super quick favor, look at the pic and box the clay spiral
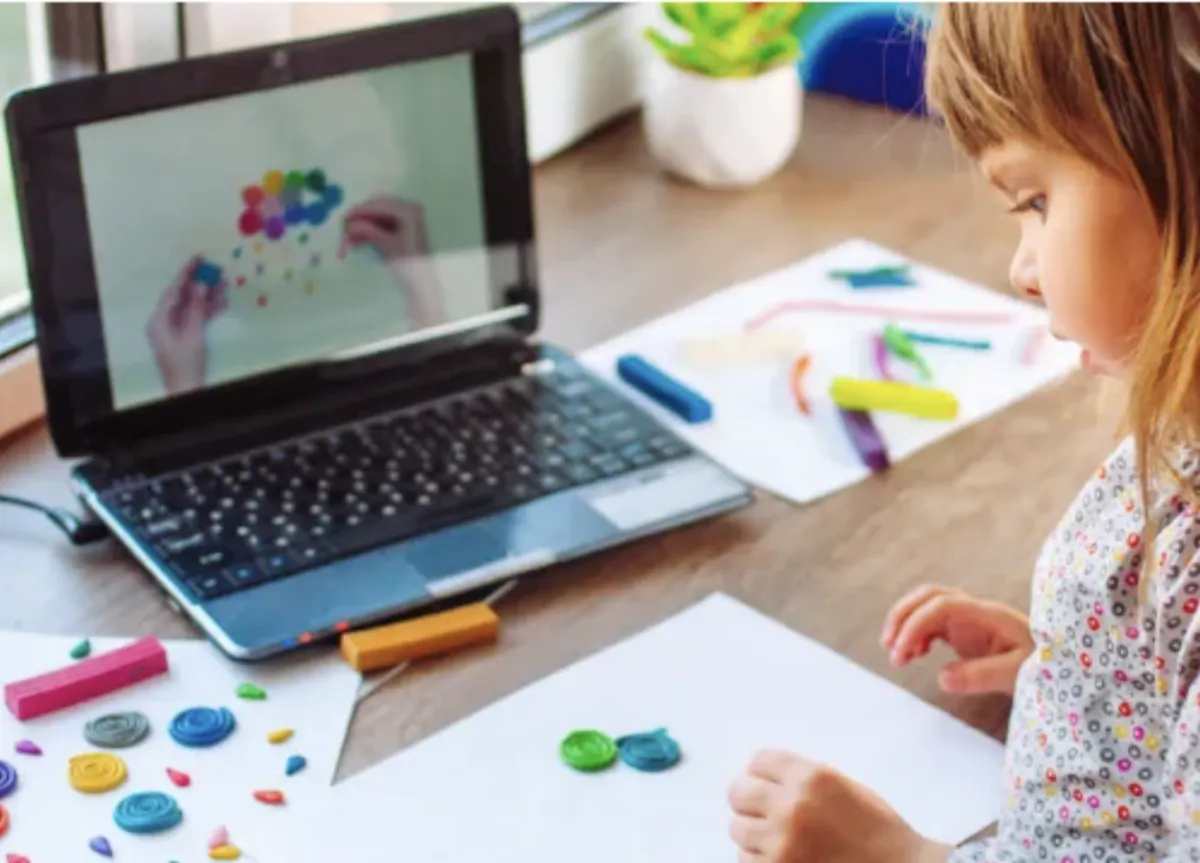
[0,761,17,799]
[559,730,618,772]
[169,706,236,747]
[84,711,151,748]
[68,752,128,794]
[615,728,682,772]
[113,791,183,834]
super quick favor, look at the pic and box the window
[175,2,653,162]
[0,4,104,331]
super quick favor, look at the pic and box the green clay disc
[560,730,617,772]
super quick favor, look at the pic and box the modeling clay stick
[616,354,713,423]
[744,300,1014,332]
[901,330,992,351]
[871,334,893,381]
[828,265,915,288]
[839,409,890,472]
[829,377,959,421]
[1021,325,1048,365]
[340,602,500,672]
[883,323,933,380]
[791,354,812,415]
[4,637,168,721]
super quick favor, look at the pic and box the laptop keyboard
[100,364,692,602]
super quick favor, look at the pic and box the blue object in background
[794,3,931,115]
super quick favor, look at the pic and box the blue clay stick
[616,354,713,424]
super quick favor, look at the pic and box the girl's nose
[1009,250,1041,299]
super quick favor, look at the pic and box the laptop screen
[73,52,496,413]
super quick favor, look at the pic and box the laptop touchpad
[406,525,507,580]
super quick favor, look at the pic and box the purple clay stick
[871,333,894,381]
[839,408,890,473]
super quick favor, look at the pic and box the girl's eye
[1009,194,1047,216]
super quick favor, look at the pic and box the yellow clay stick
[829,376,959,420]
[340,602,500,672]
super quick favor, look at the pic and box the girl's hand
[881,584,1034,696]
[728,749,950,863]
[145,256,227,396]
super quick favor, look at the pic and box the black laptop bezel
[6,5,537,459]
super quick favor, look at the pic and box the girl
[727,4,1200,862]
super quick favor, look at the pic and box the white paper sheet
[266,593,1007,862]
[0,633,361,862]
[581,238,1081,504]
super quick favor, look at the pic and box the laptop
[6,6,752,661]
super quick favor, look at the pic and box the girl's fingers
[729,815,771,854]
[881,584,955,648]
[890,594,975,664]
[728,774,775,817]
[746,748,797,784]
[938,650,1025,694]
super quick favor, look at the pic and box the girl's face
[979,141,1160,377]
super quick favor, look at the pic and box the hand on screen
[342,195,446,331]
[145,256,227,396]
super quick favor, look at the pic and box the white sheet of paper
[0,633,361,862]
[264,593,1007,862]
[581,238,1081,504]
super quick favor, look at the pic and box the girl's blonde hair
[924,4,1200,518]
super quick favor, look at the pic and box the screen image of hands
[341,195,447,331]
[145,255,229,397]
[146,195,448,396]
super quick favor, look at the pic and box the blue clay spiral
[615,728,682,772]
[113,791,182,834]
[0,761,17,799]
[168,706,236,747]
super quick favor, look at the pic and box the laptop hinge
[91,336,541,477]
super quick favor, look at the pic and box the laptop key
[593,455,630,477]
[225,561,264,587]
[174,542,244,573]
[258,551,296,578]
[184,570,236,601]
[564,463,599,485]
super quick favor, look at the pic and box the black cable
[0,492,111,546]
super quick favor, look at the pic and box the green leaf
[680,41,736,76]
[663,2,705,34]
[644,27,688,65]
[653,0,805,77]
[698,2,749,38]
[709,10,764,62]
[752,34,800,72]
[662,2,686,28]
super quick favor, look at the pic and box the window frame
[0,2,105,361]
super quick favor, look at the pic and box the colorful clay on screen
[238,168,344,241]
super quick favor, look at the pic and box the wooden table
[0,96,1115,782]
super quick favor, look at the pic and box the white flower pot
[643,57,802,189]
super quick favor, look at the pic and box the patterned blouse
[951,437,1200,862]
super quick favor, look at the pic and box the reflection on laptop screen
[75,52,493,411]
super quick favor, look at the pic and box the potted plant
[642,2,806,188]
